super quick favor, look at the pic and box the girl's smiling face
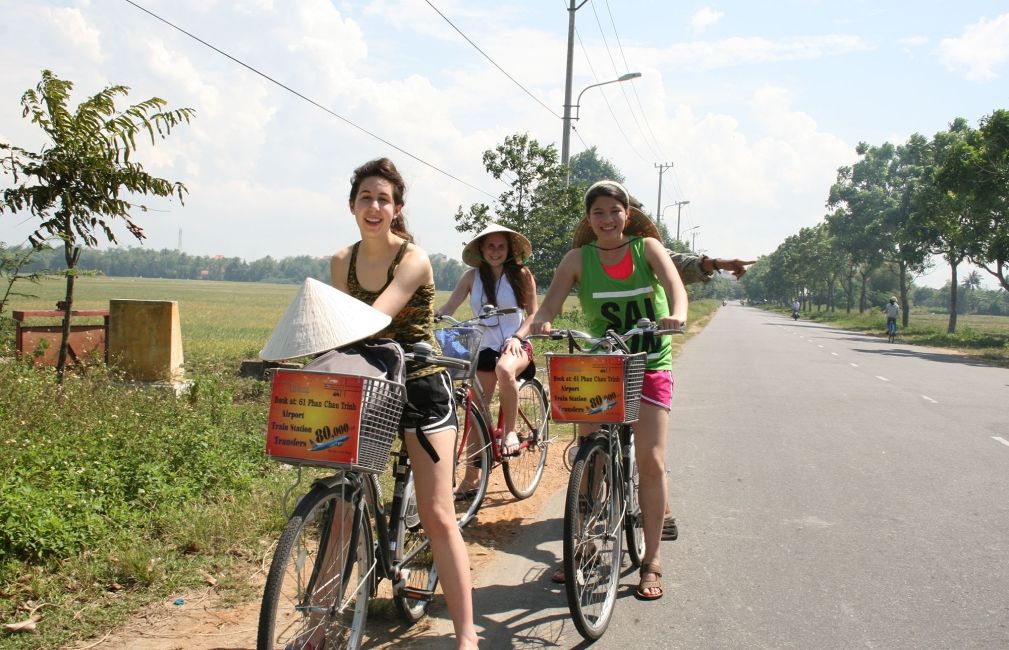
[350,176,400,235]
[588,195,628,244]
[479,233,511,267]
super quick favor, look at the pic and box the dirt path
[70,445,574,650]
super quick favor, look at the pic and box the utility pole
[560,0,588,169]
[654,162,673,222]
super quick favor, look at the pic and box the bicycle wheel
[393,472,440,623]
[503,377,549,500]
[623,429,645,569]
[563,436,622,641]
[453,395,492,526]
[258,482,372,650]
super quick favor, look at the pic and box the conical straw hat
[260,278,391,361]
[462,222,533,267]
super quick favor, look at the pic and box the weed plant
[0,354,290,648]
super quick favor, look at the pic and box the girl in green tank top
[512,180,687,601]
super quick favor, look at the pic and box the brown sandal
[635,562,663,600]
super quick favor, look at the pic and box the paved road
[410,306,1009,649]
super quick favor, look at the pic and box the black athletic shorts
[476,341,536,381]
[400,370,457,435]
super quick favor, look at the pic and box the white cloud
[656,34,871,70]
[691,7,725,34]
[899,35,928,53]
[44,6,103,62]
[938,13,1009,81]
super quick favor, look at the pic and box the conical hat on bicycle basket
[461,222,533,267]
[260,278,391,361]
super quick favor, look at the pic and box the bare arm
[435,268,475,318]
[515,249,581,338]
[371,245,433,318]
[645,238,688,327]
[330,248,351,292]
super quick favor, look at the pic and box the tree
[0,70,192,378]
[911,119,976,332]
[454,133,582,286]
[568,146,625,189]
[937,109,1009,292]
[0,241,55,320]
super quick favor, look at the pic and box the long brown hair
[476,234,529,309]
[349,157,414,242]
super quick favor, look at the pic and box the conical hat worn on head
[260,278,391,361]
[461,222,533,267]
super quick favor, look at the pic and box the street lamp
[561,72,641,167]
[681,225,700,251]
[662,201,691,241]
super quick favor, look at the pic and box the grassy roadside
[0,275,718,649]
[765,305,1009,367]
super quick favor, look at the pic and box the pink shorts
[640,369,674,410]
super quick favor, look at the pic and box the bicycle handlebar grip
[408,341,470,371]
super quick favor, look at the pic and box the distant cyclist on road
[884,296,900,340]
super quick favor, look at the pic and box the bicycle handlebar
[434,304,520,328]
[527,319,684,353]
[405,341,471,372]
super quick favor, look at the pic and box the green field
[771,305,1009,365]
[6,276,300,363]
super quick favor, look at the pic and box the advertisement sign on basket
[548,355,629,423]
[266,371,364,466]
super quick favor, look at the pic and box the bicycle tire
[563,436,622,641]
[393,472,440,623]
[257,482,372,650]
[503,377,550,500]
[623,429,645,569]
[453,395,492,527]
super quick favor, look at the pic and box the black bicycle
[256,340,468,649]
[536,320,680,641]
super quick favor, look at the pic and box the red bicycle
[436,307,552,526]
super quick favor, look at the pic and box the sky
[1,1,1007,289]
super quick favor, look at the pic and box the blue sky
[1,1,1007,288]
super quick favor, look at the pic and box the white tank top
[470,271,525,351]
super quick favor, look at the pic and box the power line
[587,0,661,160]
[604,0,667,160]
[424,1,560,120]
[573,26,649,164]
[122,0,497,200]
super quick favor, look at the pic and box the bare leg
[405,429,480,649]
[495,352,530,453]
[635,402,669,598]
[458,369,497,491]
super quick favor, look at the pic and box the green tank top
[578,238,672,371]
[346,241,440,379]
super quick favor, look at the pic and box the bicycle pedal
[398,587,435,601]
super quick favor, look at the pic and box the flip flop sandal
[501,432,523,458]
[635,562,664,601]
[662,516,678,541]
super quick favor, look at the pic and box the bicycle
[256,339,469,650]
[536,320,680,641]
[886,318,897,343]
[435,306,551,526]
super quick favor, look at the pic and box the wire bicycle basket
[546,352,647,424]
[265,369,406,474]
[434,326,484,380]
